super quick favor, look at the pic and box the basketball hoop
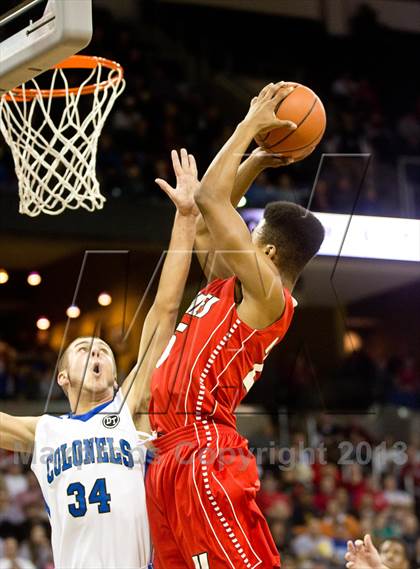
[0,55,126,216]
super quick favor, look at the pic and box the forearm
[196,121,256,205]
[231,154,265,205]
[0,413,37,452]
[194,123,260,280]
[196,154,262,230]
[125,212,195,416]
[154,211,196,313]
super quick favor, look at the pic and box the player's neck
[68,390,114,415]
[281,274,295,292]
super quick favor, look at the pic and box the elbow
[195,183,229,214]
[194,182,217,210]
[152,302,179,322]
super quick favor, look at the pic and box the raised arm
[195,151,269,281]
[194,83,296,329]
[194,99,315,282]
[121,150,199,426]
[0,414,39,453]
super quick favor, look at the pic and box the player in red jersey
[146,83,325,568]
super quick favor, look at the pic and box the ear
[263,243,277,261]
[113,380,118,390]
[57,371,69,390]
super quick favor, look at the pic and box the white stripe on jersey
[193,553,210,569]
[183,303,236,426]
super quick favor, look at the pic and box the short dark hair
[379,538,410,561]
[260,201,325,281]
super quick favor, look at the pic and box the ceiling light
[98,292,112,307]
[27,272,42,286]
[66,305,81,319]
[0,269,9,284]
[36,317,50,331]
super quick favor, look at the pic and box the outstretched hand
[244,82,297,136]
[155,149,200,217]
[345,535,384,569]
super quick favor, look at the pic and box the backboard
[0,0,93,94]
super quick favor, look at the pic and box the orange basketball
[256,83,326,158]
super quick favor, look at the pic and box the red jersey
[150,276,294,434]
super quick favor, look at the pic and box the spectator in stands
[247,172,284,207]
[314,474,337,514]
[379,539,410,569]
[320,498,361,541]
[0,343,16,400]
[292,517,334,563]
[19,525,53,569]
[353,474,387,513]
[3,466,27,501]
[14,473,45,523]
[268,518,290,555]
[0,537,35,569]
[257,471,291,520]
[311,179,332,213]
[0,474,26,534]
[382,474,413,509]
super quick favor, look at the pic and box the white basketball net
[0,61,126,216]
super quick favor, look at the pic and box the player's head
[57,337,117,400]
[251,201,325,286]
[379,539,410,569]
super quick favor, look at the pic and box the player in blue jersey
[0,149,200,569]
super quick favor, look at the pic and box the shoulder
[237,285,295,332]
[34,413,63,435]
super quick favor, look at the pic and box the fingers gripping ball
[256,83,326,159]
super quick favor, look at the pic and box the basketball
[256,83,326,158]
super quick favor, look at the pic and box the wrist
[237,119,259,139]
[176,209,199,220]
[247,154,266,173]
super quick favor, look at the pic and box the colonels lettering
[44,437,134,483]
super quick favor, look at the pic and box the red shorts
[146,421,280,569]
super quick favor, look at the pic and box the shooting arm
[194,154,266,281]
[195,120,286,328]
[194,85,296,327]
[0,413,39,453]
[194,83,298,282]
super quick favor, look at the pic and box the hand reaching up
[155,149,200,217]
[345,535,384,569]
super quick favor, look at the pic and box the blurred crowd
[0,342,59,403]
[247,74,420,218]
[2,337,419,410]
[0,416,419,569]
[0,6,420,217]
[254,419,420,569]
[0,456,53,569]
